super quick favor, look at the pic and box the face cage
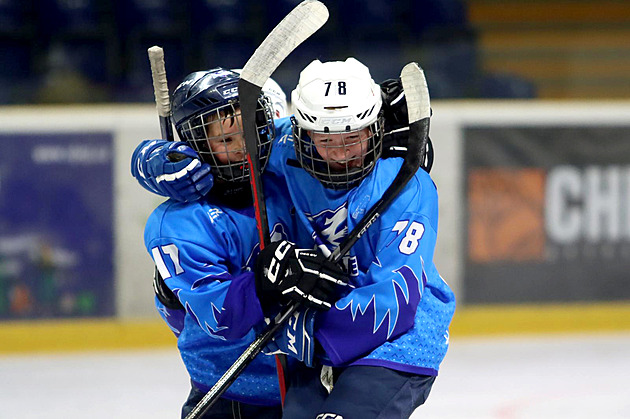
[176,96,275,183]
[291,116,384,190]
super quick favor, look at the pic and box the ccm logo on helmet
[221,87,238,97]
[319,116,354,125]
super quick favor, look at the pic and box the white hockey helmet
[232,69,288,119]
[262,77,288,119]
[290,58,384,189]
[291,57,382,132]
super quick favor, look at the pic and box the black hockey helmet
[171,68,275,183]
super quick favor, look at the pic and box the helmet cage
[291,114,384,190]
[177,95,275,183]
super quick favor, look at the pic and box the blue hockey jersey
[144,171,295,405]
[267,117,456,376]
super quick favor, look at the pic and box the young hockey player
[133,68,346,418]
[254,57,456,418]
[132,58,452,418]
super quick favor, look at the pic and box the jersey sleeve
[145,202,265,340]
[314,172,438,365]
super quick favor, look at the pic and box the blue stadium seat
[0,0,33,32]
[119,0,186,36]
[190,0,248,37]
[115,0,190,100]
[405,0,468,37]
[0,0,35,84]
[0,42,31,79]
[35,0,116,84]
[418,35,479,98]
[481,73,537,99]
[337,0,398,42]
[39,0,108,35]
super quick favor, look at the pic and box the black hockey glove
[381,78,409,132]
[255,240,348,311]
[380,78,434,172]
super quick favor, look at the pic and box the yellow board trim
[450,302,630,337]
[1,302,629,354]
[0,319,176,354]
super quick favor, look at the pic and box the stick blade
[241,0,329,87]
[400,63,430,123]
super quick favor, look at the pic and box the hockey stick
[239,0,329,401]
[147,46,186,310]
[239,0,329,249]
[147,46,174,142]
[184,2,329,418]
[185,61,429,419]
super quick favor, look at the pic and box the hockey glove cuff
[264,308,316,367]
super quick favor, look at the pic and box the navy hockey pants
[181,382,282,419]
[282,365,436,419]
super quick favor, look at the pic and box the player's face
[205,111,246,164]
[311,127,371,171]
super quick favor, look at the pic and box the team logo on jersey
[306,204,348,249]
[185,300,228,340]
[277,133,293,144]
[207,207,223,223]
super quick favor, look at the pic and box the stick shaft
[184,303,299,419]
[237,2,329,400]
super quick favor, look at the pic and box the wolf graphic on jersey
[306,204,348,250]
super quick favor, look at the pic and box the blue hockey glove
[130,139,214,202]
[256,240,348,311]
[264,308,316,367]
